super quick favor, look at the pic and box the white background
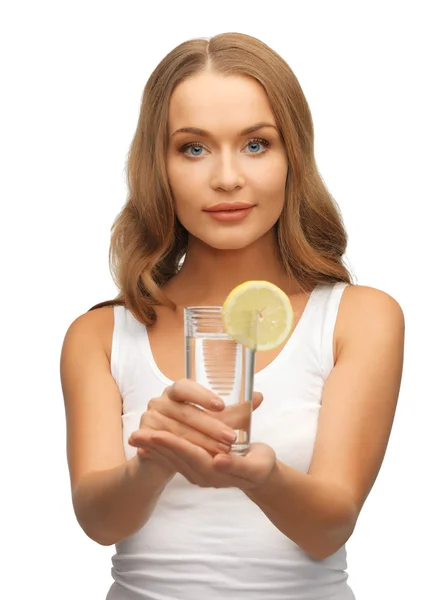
[1,1,437,598]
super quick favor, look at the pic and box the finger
[212,452,234,470]
[214,402,251,431]
[252,391,263,411]
[131,432,193,477]
[149,432,250,488]
[158,397,238,446]
[213,443,275,482]
[131,411,232,455]
[146,432,211,485]
[136,443,176,473]
[167,379,225,411]
[205,391,263,429]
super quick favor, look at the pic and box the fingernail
[221,430,237,444]
[212,397,225,410]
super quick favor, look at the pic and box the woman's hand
[132,378,263,459]
[128,429,277,491]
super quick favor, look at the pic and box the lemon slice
[222,281,294,351]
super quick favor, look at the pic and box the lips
[204,202,255,212]
[203,203,255,222]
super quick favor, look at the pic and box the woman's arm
[245,286,405,559]
[71,455,173,546]
[245,460,357,560]
[61,308,174,546]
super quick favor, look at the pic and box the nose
[210,153,245,192]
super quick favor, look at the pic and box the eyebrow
[170,122,278,138]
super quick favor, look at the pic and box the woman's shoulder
[334,284,405,359]
[62,305,115,362]
[340,284,404,317]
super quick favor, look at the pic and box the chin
[197,228,273,251]
[207,239,252,251]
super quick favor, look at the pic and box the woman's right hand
[129,378,263,459]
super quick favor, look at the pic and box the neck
[164,230,299,306]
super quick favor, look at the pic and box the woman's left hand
[128,430,277,491]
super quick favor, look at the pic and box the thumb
[252,391,263,411]
[209,392,263,429]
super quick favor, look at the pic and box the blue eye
[183,143,205,157]
[247,138,270,155]
[180,138,270,158]
[247,142,261,154]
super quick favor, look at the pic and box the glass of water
[184,306,256,455]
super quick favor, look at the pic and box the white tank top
[107,282,355,600]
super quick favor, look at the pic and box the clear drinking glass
[184,306,256,455]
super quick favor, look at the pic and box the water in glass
[184,307,255,454]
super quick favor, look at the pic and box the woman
[61,32,405,600]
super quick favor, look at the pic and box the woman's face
[166,71,288,250]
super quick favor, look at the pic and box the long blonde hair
[91,32,353,324]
